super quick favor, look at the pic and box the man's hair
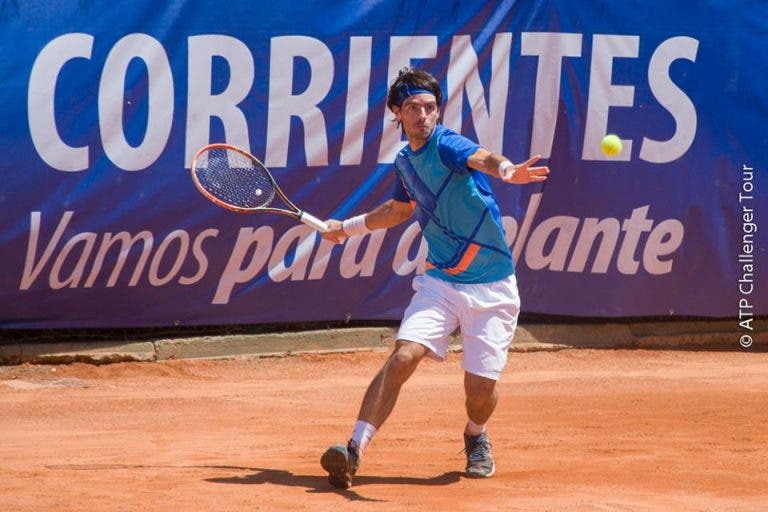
[386,67,443,111]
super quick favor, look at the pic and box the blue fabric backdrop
[1,0,765,327]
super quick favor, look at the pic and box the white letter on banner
[213,227,274,304]
[307,238,337,280]
[20,211,74,290]
[617,206,653,275]
[99,34,174,171]
[148,230,190,286]
[186,35,254,167]
[340,230,386,279]
[378,36,438,163]
[268,226,318,282]
[501,217,519,248]
[179,228,220,285]
[266,36,333,168]
[512,191,544,263]
[444,33,512,153]
[642,219,684,274]
[583,35,639,161]
[567,218,621,273]
[521,32,583,158]
[392,222,428,276]
[50,232,97,289]
[28,34,93,172]
[640,37,699,163]
[524,216,579,271]
[340,37,373,166]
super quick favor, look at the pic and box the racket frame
[191,143,327,232]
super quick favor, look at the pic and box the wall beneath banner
[1,0,765,328]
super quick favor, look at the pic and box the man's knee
[464,373,498,424]
[464,373,497,401]
[384,341,426,380]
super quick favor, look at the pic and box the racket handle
[299,211,329,232]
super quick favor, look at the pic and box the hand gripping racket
[191,143,328,232]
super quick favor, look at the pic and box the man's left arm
[466,148,550,185]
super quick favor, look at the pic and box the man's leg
[357,340,429,427]
[464,371,498,427]
[322,274,456,488]
[462,371,499,478]
[321,340,428,488]
[457,275,520,478]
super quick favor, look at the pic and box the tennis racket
[190,143,328,232]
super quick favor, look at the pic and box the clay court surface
[0,348,765,511]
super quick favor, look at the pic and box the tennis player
[319,67,549,489]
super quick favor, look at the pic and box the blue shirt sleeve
[438,129,481,174]
[391,173,411,203]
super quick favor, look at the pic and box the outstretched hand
[500,155,550,184]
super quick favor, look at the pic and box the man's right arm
[362,199,414,230]
[321,199,414,244]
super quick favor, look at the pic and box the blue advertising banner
[1,0,766,328]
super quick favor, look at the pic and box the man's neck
[407,125,437,152]
[408,139,427,152]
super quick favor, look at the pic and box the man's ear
[390,106,403,128]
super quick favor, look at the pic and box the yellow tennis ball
[601,134,622,157]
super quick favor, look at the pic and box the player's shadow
[206,467,463,501]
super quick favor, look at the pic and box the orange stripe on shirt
[424,243,481,276]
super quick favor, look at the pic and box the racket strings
[194,148,276,208]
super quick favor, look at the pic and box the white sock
[465,419,487,437]
[351,420,377,455]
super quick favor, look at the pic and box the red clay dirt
[0,348,766,511]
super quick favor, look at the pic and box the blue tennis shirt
[392,124,515,283]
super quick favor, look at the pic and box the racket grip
[299,211,329,232]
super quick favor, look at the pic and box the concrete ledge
[155,327,397,361]
[512,320,767,351]
[627,319,768,349]
[512,323,635,349]
[629,318,767,336]
[1,320,764,365]
[18,341,156,365]
[0,343,22,365]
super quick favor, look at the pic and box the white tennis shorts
[397,273,521,380]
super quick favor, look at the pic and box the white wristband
[497,160,514,178]
[342,214,371,236]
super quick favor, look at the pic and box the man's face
[393,93,439,147]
